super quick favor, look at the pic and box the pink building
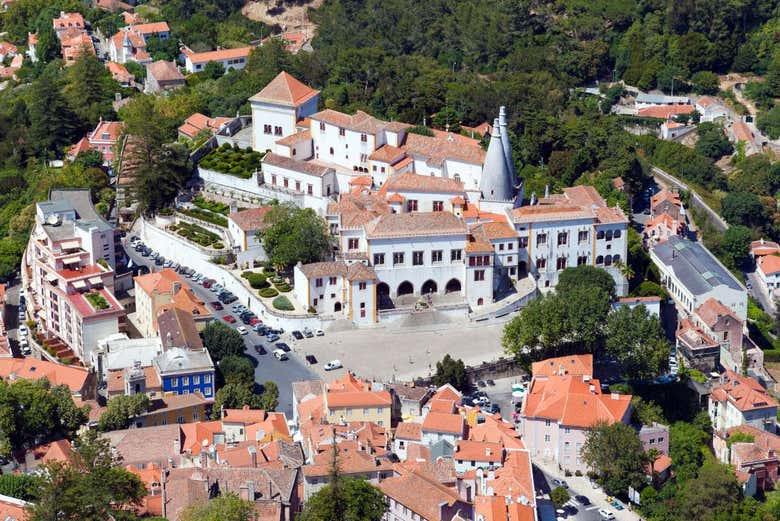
[520,354,632,473]
[68,120,125,164]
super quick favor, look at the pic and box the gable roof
[0,358,89,394]
[147,60,184,82]
[187,46,251,64]
[364,212,467,239]
[711,371,778,413]
[228,206,274,232]
[694,298,741,328]
[378,171,464,195]
[532,354,593,377]
[422,412,464,434]
[378,469,463,521]
[395,422,422,441]
[130,21,170,34]
[135,268,182,296]
[758,255,780,277]
[249,71,319,107]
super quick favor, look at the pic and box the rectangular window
[193,375,200,384]
[499,243,505,251]
[393,252,405,265]
[474,270,485,281]
[283,178,289,188]
[307,184,313,195]
[361,133,367,142]
[329,277,337,285]
[412,251,424,266]
[263,124,272,134]
[508,242,514,250]
[545,419,551,426]
[519,237,528,248]
[348,238,359,250]
[431,250,443,263]
[319,121,325,131]
[316,278,323,287]
[339,128,345,136]
[182,376,189,385]
[544,434,551,442]
[578,230,588,242]
[172,378,178,387]
[274,126,283,136]
[295,181,301,192]
[536,258,546,269]
[204,375,211,383]
[205,386,212,396]
[558,232,567,246]
[407,200,418,212]
[373,253,385,265]
[557,257,567,270]
[433,201,444,212]
[358,282,367,290]
[577,255,587,266]
[537,233,547,246]
[451,249,462,262]
[469,256,476,267]
[271,175,276,185]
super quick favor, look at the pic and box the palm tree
[614,259,635,281]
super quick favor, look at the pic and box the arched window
[612,254,621,264]
[477,298,484,306]
[596,255,604,265]
[606,230,613,241]
[613,229,621,238]
[605,255,613,266]
[329,147,334,155]
[453,174,461,183]
[597,230,605,240]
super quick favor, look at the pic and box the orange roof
[532,354,593,377]
[475,495,507,521]
[134,268,183,296]
[637,104,695,118]
[349,175,373,186]
[326,390,392,408]
[711,371,778,413]
[422,412,464,434]
[522,374,631,428]
[508,503,536,521]
[0,495,30,521]
[106,61,134,82]
[222,406,269,425]
[378,469,463,520]
[0,358,89,394]
[387,192,405,203]
[250,71,319,107]
[228,206,274,232]
[147,60,184,82]
[90,120,124,142]
[303,444,392,477]
[395,422,422,441]
[428,398,456,413]
[130,21,170,34]
[751,239,780,257]
[455,440,503,462]
[402,131,486,166]
[651,453,672,473]
[468,415,525,450]
[758,255,780,277]
[430,384,461,402]
[695,298,741,328]
[732,121,754,143]
[187,46,252,64]
[54,12,84,30]
[369,144,406,164]
[378,171,464,195]
[487,450,535,501]
[472,220,516,240]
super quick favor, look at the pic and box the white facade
[695,98,729,123]
[250,95,319,153]
[184,48,250,74]
[293,262,377,324]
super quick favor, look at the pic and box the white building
[756,254,780,302]
[184,47,252,74]
[227,206,273,251]
[709,371,777,434]
[651,236,747,320]
[635,93,692,110]
[508,185,629,294]
[249,71,320,153]
[695,96,729,123]
[26,190,125,363]
[91,333,162,379]
[292,261,377,324]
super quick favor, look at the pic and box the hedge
[272,295,294,311]
[193,196,231,215]
[763,350,780,363]
[246,272,268,289]
[275,282,291,292]
[259,287,279,298]
[175,222,223,248]
[212,242,225,249]
[180,207,228,227]
[199,146,264,179]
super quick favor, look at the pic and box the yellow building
[324,373,392,428]
[133,269,212,338]
[134,392,211,428]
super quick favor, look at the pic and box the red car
[222,315,236,323]
[210,301,223,310]
[249,318,262,326]
[202,280,213,289]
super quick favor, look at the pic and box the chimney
[248,445,257,468]
[199,451,207,468]
[588,384,596,394]
[485,447,491,457]
[172,281,181,294]
[161,470,168,518]
[611,393,619,400]
[247,480,255,501]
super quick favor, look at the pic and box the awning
[72,280,87,289]
[62,257,80,265]
[60,240,80,250]
[88,276,103,285]
[44,273,58,282]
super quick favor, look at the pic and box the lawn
[180,207,228,227]
[193,195,231,215]
[85,292,109,310]
[199,143,264,179]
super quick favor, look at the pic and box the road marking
[585,506,599,511]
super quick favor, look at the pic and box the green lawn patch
[85,292,109,310]
[259,287,278,298]
[180,207,228,227]
[272,295,294,311]
[193,195,231,215]
[175,222,223,248]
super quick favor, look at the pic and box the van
[273,349,288,361]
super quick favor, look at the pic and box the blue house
[153,347,215,399]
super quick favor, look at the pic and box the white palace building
[201,72,629,324]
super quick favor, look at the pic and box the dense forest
[0,0,776,281]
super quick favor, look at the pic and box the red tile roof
[378,469,463,521]
[455,440,503,462]
[106,61,134,83]
[249,71,319,107]
[187,46,252,64]
[228,206,274,232]
[422,412,464,434]
[0,358,89,393]
[711,371,778,413]
[130,21,170,34]
[695,298,741,328]
[147,60,184,83]
[637,104,695,118]
[378,171,464,195]
[395,422,422,441]
[758,255,780,277]
[532,354,593,377]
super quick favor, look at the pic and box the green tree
[218,355,255,386]
[721,191,766,228]
[28,431,145,521]
[604,305,669,380]
[695,122,732,160]
[28,66,78,157]
[202,60,226,80]
[550,486,570,508]
[670,418,710,481]
[73,149,105,169]
[432,354,467,391]
[557,265,616,300]
[690,71,720,94]
[299,476,386,521]
[633,281,669,299]
[35,17,59,63]
[202,321,245,361]
[261,204,330,268]
[98,394,151,432]
[757,104,780,139]
[64,51,118,131]
[210,381,277,420]
[0,473,37,501]
[677,463,741,521]
[580,421,649,493]
[719,225,752,270]
[180,494,254,521]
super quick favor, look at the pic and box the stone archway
[377,282,392,310]
[421,279,438,295]
[445,278,462,294]
[397,281,414,296]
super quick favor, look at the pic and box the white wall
[82,315,120,365]
[251,101,297,153]
[310,119,377,172]
[199,167,261,195]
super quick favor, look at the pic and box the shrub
[241,271,253,279]
[246,273,268,289]
[180,207,228,227]
[212,242,225,249]
[85,292,109,310]
[564,469,572,477]
[272,295,294,311]
[574,470,582,477]
[308,306,316,314]
[275,282,291,292]
[60,356,73,365]
[259,287,279,298]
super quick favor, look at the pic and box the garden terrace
[199,144,264,179]
[179,207,228,227]
[170,222,225,249]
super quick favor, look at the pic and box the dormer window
[101,133,109,140]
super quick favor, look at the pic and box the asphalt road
[651,166,728,232]
[122,238,319,418]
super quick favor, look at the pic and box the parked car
[486,379,495,386]
[266,333,280,342]
[255,345,267,355]
[254,324,268,334]
[315,329,324,336]
[275,342,291,352]
[150,251,159,259]
[489,403,500,414]
[575,495,590,506]
[210,301,223,310]
[273,349,288,361]
[305,354,317,364]
[18,325,27,336]
[292,330,304,340]
[154,257,164,266]
[477,380,486,387]
[552,479,568,489]
[22,345,31,355]
[249,318,262,326]
[237,326,248,335]
[598,509,615,520]
[202,280,213,289]
[141,248,151,257]
[223,315,236,323]
[303,327,314,338]
[324,359,343,371]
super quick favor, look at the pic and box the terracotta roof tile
[0,358,89,394]
[532,354,593,377]
[455,440,503,462]
[422,412,464,434]
[402,132,485,166]
[147,60,184,82]
[395,422,422,441]
[637,104,695,118]
[364,212,467,239]
[711,371,778,413]
[758,255,780,277]
[187,46,251,64]
[378,171,464,195]
[369,144,406,164]
[249,71,319,107]
[263,152,333,177]
[695,298,741,328]
[130,21,170,34]
[378,469,463,520]
[228,206,274,231]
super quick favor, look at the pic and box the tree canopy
[202,321,245,361]
[604,305,669,380]
[98,394,151,432]
[432,354,468,391]
[261,204,330,269]
[580,421,649,494]
[180,494,254,521]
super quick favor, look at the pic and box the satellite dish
[47,214,61,226]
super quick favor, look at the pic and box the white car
[324,359,342,371]
[236,326,249,335]
[598,509,615,520]
[315,329,324,337]
[273,349,288,361]
[18,325,27,336]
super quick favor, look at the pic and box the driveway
[123,237,319,418]
[746,270,775,313]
